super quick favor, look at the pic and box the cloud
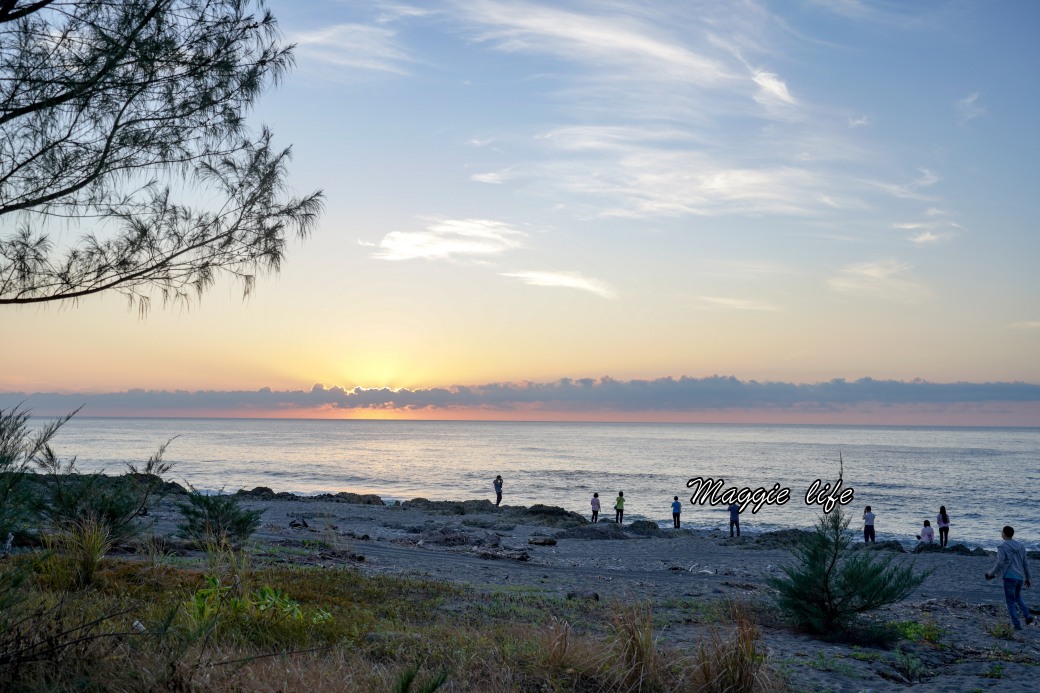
[891,215,962,244]
[869,168,940,201]
[848,115,872,128]
[372,218,525,261]
[956,92,985,123]
[290,24,415,78]
[6,377,1040,417]
[471,171,505,184]
[696,296,780,311]
[501,270,616,298]
[457,0,733,86]
[752,70,796,108]
[828,259,932,302]
[1009,321,1040,330]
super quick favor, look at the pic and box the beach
[129,489,1040,692]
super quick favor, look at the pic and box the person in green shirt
[615,491,625,524]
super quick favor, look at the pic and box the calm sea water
[35,418,1040,550]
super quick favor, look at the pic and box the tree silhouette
[0,0,323,312]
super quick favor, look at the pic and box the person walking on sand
[591,493,600,523]
[916,520,935,544]
[937,506,951,547]
[728,502,740,537]
[671,496,682,529]
[985,525,1034,630]
[863,505,876,543]
[615,491,625,524]
[493,475,503,507]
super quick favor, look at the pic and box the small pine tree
[177,487,262,546]
[767,503,931,634]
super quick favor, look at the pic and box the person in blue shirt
[493,475,503,507]
[671,496,682,529]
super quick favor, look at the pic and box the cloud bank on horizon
[5,377,1040,423]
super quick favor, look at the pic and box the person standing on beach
[728,502,740,537]
[615,491,625,524]
[493,475,503,507]
[985,525,1034,630]
[863,506,876,543]
[937,506,951,547]
[671,496,682,529]
[591,493,600,523]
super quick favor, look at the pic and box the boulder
[556,523,629,540]
[626,520,662,536]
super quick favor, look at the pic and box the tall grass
[693,600,784,693]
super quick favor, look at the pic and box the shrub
[0,405,75,539]
[693,600,785,692]
[178,488,263,546]
[41,515,114,589]
[766,503,931,635]
[34,438,175,543]
[609,601,658,690]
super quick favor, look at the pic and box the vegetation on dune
[767,502,932,637]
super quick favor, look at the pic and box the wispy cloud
[1009,321,1040,330]
[869,168,940,201]
[501,270,616,298]
[372,219,525,261]
[848,114,872,128]
[828,259,932,302]
[457,0,734,85]
[471,171,505,184]
[290,24,415,78]
[696,296,780,311]
[956,92,985,123]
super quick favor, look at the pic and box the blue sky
[3,0,1039,423]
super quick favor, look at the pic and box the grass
[0,551,791,691]
[894,618,947,648]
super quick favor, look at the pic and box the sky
[2,0,1040,425]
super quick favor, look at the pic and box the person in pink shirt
[590,493,600,523]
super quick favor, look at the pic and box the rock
[626,520,662,536]
[419,527,500,547]
[511,504,588,528]
[556,523,629,540]
[912,542,944,554]
[946,543,990,556]
[288,518,309,529]
[401,498,497,515]
[566,591,600,601]
[528,536,557,546]
[472,547,530,561]
[331,491,385,505]
[850,540,906,553]
[238,486,276,499]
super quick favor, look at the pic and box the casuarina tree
[0,0,323,312]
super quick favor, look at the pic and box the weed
[981,663,1005,679]
[890,647,930,683]
[609,600,658,690]
[693,600,786,691]
[895,619,946,648]
[805,650,856,676]
[986,620,1015,640]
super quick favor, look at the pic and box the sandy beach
[128,489,1040,692]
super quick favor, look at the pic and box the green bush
[0,405,74,539]
[34,438,175,543]
[766,503,931,635]
[177,488,263,546]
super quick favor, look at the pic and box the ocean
[34,417,1040,550]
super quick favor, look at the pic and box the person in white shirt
[917,520,935,544]
[936,506,951,547]
[862,506,876,543]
